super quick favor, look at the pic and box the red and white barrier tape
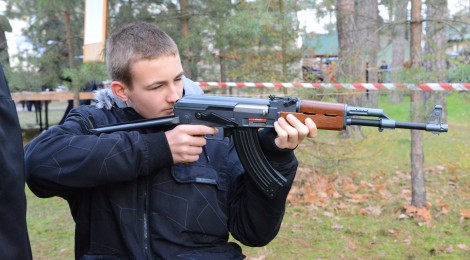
[198,82,470,91]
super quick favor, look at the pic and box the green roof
[446,23,470,41]
[302,33,339,57]
[302,33,410,65]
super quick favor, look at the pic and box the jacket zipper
[203,146,211,163]
[143,177,151,259]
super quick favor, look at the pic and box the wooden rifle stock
[279,100,346,130]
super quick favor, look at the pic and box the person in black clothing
[0,63,33,259]
[24,22,317,259]
[59,81,99,124]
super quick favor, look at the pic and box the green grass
[26,189,74,259]
[19,92,470,259]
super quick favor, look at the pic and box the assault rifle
[91,95,448,199]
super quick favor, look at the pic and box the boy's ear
[110,81,129,102]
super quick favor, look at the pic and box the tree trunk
[357,0,379,84]
[0,30,10,67]
[219,52,230,95]
[410,0,426,207]
[356,0,379,107]
[424,0,448,122]
[390,0,408,103]
[337,91,364,139]
[423,0,448,79]
[336,0,362,81]
[336,0,363,139]
[279,0,288,95]
[64,10,79,107]
[179,0,192,79]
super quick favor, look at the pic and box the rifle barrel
[347,118,447,132]
[91,116,180,134]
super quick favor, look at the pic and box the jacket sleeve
[24,107,173,198]
[227,128,297,247]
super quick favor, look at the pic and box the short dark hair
[106,22,179,88]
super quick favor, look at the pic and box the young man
[0,64,33,259]
[25,22,316,259]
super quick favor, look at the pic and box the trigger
[205,127,226,140]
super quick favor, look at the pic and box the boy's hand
[165,125,218,164]
[274,114,317,150]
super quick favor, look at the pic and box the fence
[198,82,470,91]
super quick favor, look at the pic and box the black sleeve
[228,128,298,247]
[24,107,173,199]
[0,64,33,259]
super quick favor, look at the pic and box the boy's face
[125,55,184,119]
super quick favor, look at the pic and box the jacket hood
[94,76,204,110]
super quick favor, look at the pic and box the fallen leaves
[436,199,451,216]
[358,208,369,215]
[460,208,470,219]
[287,167,389,212]
[459,208,470,223]
[360,205,382,216]
[288,166,469,228]
[387,228,403,237]
[347,240,357,250]
[428,244,470,256]
[402,204,433,225]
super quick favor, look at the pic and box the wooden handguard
[279,100,346,130]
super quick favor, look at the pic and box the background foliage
[2,0,468,92]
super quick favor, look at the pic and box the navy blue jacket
[25,88,298,259]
